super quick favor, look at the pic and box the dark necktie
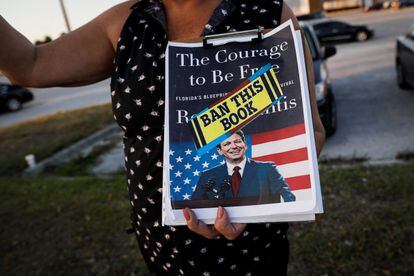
[232,166,241,198]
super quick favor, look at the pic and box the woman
[0,0,325,274]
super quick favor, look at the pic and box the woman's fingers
[183,208,220,239]
[183,207,247,240]
[214,206,247,240]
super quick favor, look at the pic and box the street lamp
[59,0,72,32]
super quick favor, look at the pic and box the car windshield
[303,28,318,60]
[409,24,414,37]
[333,21,348,28]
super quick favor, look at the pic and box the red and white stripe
[250,123,312,201]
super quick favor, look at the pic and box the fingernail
[217,206,224,219]
[183,208,190,221]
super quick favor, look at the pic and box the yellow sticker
[189,64,283,154]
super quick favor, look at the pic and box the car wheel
[356,31,368,42]
[326,94,337,137]
[396,61,410,89]
[6,98,22,111]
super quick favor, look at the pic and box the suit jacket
[192,159,296,204]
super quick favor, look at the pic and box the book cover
[163,20,322,225]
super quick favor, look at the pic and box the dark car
[0,83,34,112]
[363,2,387,12]
[391,0,414,8]
[301,22,338,136]
[396,24,414,89]
[308,18,374,44]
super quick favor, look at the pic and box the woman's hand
[183,206,246,240]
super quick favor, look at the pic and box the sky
[0,0,125,43]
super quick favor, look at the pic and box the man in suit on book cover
[192,130,296,204]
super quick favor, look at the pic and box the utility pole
[59,0,72,32]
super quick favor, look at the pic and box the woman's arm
[0,0,135,88]
[281,5,326,156]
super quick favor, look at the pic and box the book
[163,20,323,225]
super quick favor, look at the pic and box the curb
[319,158,409,169]
[23,123,122,176]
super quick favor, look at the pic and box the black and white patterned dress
[111,0,290,274]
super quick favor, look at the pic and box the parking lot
[321,7,414,161]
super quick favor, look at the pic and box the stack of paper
[162,20,323,226]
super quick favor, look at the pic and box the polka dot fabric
[110,0,290,274]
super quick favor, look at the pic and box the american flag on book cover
[169,122,312,202]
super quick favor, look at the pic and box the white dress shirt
[226,157,247,177]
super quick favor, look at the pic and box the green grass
[289,163,414,274]
[0,175,150,276]
[0,163,413,275]
[0,104,114,176]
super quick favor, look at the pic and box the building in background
[322,0,363,11]
[287,0,324,18]
[288,0,392,16]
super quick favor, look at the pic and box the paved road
[321,7,414,161]
[0,77,111,127]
